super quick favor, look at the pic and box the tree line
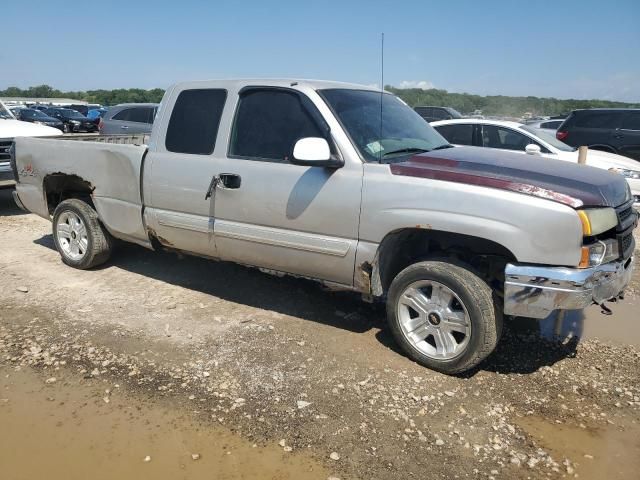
[0,85,164,106]
[387,87,639,117]
[1,84,638,117]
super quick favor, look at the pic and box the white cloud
[397,80,435,90]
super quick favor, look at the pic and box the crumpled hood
[0,119,62,138]
[389,146,631,208]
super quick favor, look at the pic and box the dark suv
[414,106,463,123]
[556,109,640,161]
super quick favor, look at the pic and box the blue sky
[3,0,639,101]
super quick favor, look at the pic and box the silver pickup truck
[11,79,637,374]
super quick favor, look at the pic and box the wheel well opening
[373,229,516,296]
[44,174,95,215]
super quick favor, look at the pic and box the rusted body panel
[13,137,151,248]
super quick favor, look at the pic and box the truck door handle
[121,125,129,129]
[219,173,241,189]
[204,173,242,200]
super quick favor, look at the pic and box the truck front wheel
[52,199,113,269]
[386,260,502,374]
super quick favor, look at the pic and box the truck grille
[615,200,637,234]
[618,230,635,259]
[0,139,13,161]
[617,205,633,225]
[614,200,637,260]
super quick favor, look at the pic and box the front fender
[359,164,584,267]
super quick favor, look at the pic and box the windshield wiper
[431,144,454,150]
[382,147,429,158]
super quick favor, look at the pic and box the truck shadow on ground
[34,233,580,374]
[0,189,27,217]
[34,234,385,335]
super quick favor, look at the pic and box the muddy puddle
[517,415,640,480]
[0,367,332,480]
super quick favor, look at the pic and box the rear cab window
[165,89,227,155]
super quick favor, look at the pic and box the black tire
[386,260,502,374]
[52,199,113,269]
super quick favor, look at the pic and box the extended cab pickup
[12,80,638,373]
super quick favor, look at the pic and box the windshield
[320,89,450,162]
[520,125,575,152]
[0,102,15,120]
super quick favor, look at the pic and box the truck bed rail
[55,133,150,145]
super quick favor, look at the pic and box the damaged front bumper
[503,257,634,319]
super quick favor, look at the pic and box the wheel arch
[42,172,152,249]
[367,228,517,297]
[43,173,95,216]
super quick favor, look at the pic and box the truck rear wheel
[52,199,112,269]
[386,260,502,374]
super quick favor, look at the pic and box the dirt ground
[1,188,639,480]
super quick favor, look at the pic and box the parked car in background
[31,105,53,112]
[15,108,65,131]
[99,103,158,135]
[0,100,61,189]
[525,119,564,130]
[557,109,640,161]
[432,118,640,206]
[414,106,463,123]
[44,108,98,133]
[65,104,90,116]
[87,108,108,125]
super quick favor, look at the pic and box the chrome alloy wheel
[396,280,471,360]
[56,211,88,261]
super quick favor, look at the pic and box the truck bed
[13,135,151,248]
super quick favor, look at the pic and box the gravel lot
[1,189,639,480]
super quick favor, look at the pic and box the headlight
[579,239,619,268]
[609,167,640,179]
[577,208,617,236]
[70,120,81,124]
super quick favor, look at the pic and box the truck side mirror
[525,144,541,155]
[291,137,343,168]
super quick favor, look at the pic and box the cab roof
[169,78,383,92]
